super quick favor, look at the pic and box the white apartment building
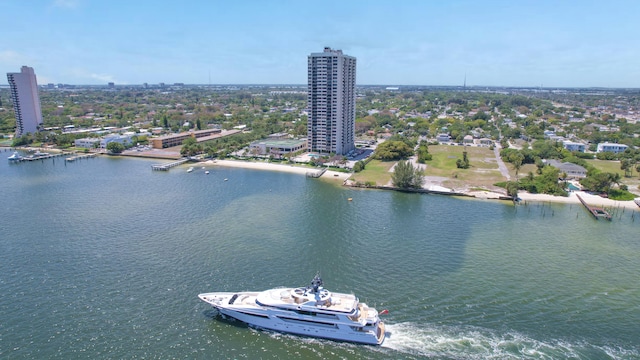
[307,47,356,155]
[596,142,628,153]
[562,141,586,152]
[75,138,101,148]
[100,135,133,149]
[7,66,43,137]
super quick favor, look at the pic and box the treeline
[500,140,638,200]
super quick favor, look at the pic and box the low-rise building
[150,129,222,149]
[562,141,586,152]
[436,133,450,143]
[101,134,134,149]
[249,138,307,157]
[596,142,628,153]
[476,138,493,146]
[74,138,100,148]
[544,159,587,178]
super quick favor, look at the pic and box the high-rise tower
[307,47,356,155]
[7,66,43,137]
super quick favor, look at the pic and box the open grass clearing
[349,159,394,186]
[426,145,506,190]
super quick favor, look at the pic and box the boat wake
[381,322,639,359]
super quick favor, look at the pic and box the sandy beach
[518,191,639,210]
[203,159,638,210]
[204,159,351,180]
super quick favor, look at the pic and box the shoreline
[517,191,639,210]
[203,159,351,180]
[204,158,639,210]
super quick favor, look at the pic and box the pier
[151,158,189,171]
[65,153,97,161]
[576,193,612,220]
[306,168,327,178]
[14,152,67,162]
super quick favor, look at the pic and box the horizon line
[1,84,639,90]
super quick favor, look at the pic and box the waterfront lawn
[585,159,625,176]
[509,163,538,179]
[586,159,640,194]
[426,145,505,189]
[349,159,394,186]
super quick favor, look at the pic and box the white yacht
[8,152,22,161]
[635,197,640,208]
[198,275,386,345]
[187,167,194,173]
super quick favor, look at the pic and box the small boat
[635,198,640,208]
[32,150,49,158]
[224,178,228,181]
[187,167,194,173]
[205,171,210,175]
[8,152,23,161]
[198,274,386,345]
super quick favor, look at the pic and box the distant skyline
[2,0,640,88]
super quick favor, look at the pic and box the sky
[1,0,640,88]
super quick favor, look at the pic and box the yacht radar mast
[311,273,323,293]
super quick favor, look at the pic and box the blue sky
[2,0,639,87]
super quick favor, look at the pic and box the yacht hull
[199,290,385,345]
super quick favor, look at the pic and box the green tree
[506,181,519,200]
[373,140,414,160]
[353,160,365,172]
[456,150,470,169]
[509,152,525,178]
[106,141,125,154]
[416,141,432,163]
[580,172,620,194]
[391,160,424,189]
[620,159,633,177]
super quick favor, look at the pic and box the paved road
[494,144,511,180]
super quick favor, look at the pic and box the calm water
[1,149,639,359]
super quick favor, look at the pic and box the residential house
[544,159,587,179]
[596,142,628,153]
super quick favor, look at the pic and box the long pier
[576,193,612,220]
[65,153,97,161]
[12,152,67,162]
[306,168,327,178]
[151,158,189,171]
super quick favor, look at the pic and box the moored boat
[635,198,640,208]
[198,274,386,345]
[8,151,23,161]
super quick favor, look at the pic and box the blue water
[1,149,639,359]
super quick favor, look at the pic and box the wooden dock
[576,193,612,220]
[65,153,97,161]
[14,152,66,162]
[151,158,189,171]
[306,168,327,178]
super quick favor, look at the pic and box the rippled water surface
[1,152,639,359]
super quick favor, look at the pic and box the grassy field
[350,145,509,191]
[426,145,505,190]
[349,159,394,186]
[585,159,624,176]
[586,159,640,194]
